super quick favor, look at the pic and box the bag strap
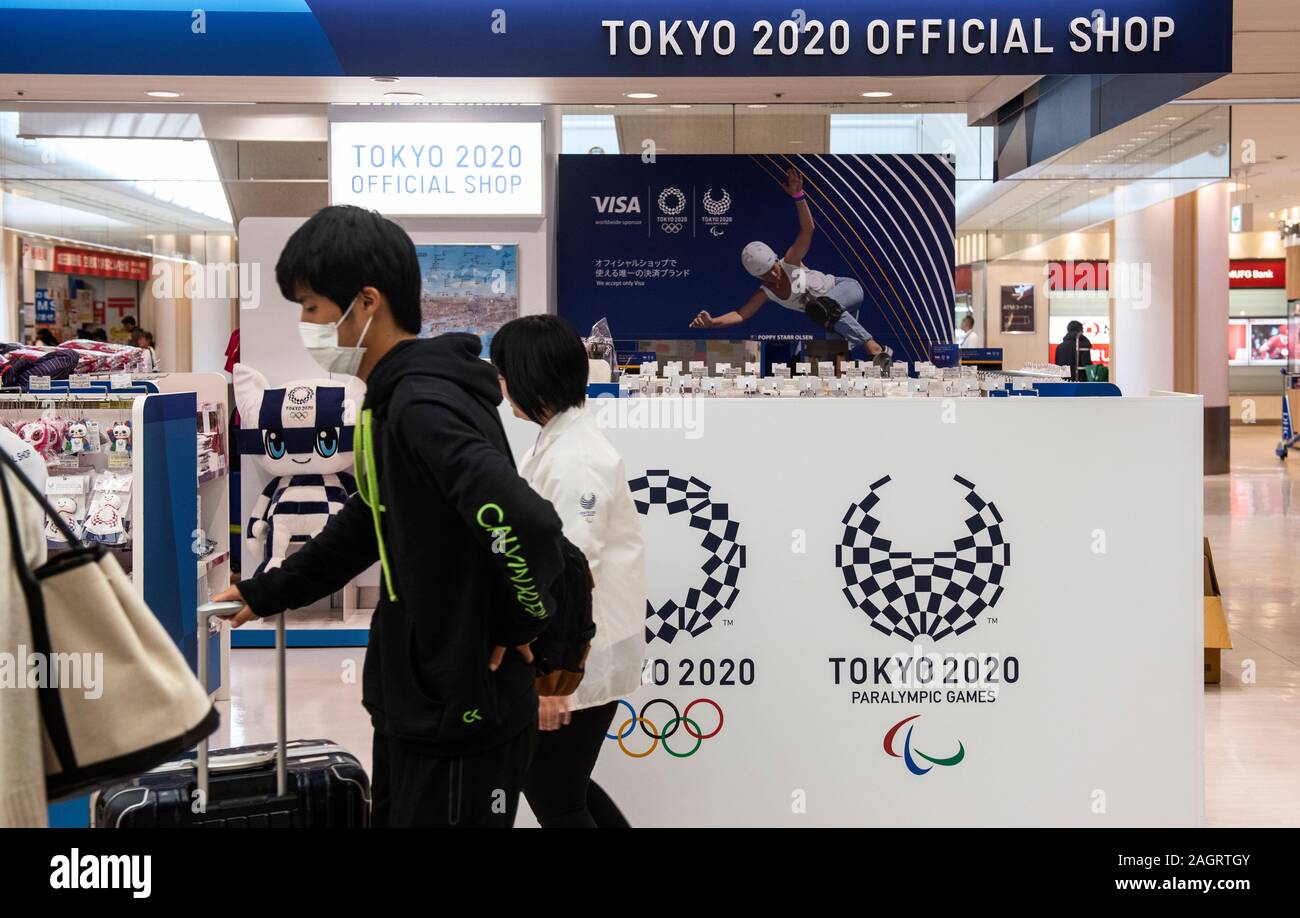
[0,457,79,773]
[0,447,82,546]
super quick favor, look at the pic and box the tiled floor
[215,424,1300,826]
[1203,424,1300,827]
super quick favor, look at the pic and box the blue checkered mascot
[234,363,362,576]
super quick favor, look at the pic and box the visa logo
[592,196,641,214]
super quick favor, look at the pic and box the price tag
[69,374,91,388]
[29,376,51,391]
[111,373,132,390]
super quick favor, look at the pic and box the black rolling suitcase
[93,604,371,828]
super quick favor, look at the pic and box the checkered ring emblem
[629,470,746,644]
[835,475,1011,642]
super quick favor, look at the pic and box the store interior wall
[983,260,1049,369]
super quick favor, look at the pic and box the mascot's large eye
[316,427,339,458]
[264,429,287,459]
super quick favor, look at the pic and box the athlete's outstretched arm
[691,289,767,329]
[783,167,814,265]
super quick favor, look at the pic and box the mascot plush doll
[234,363,362,576]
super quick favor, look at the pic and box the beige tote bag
[0,449,218,801]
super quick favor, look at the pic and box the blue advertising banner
[556,154,956,364]
[0,1,1231,78]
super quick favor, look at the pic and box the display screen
[1248,319,1289,366]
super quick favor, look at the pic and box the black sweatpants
[523,700,631,828]
[371,723,536,828]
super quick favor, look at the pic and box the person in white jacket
[491,315,647,828]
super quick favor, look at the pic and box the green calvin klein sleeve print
[404,399,565,644]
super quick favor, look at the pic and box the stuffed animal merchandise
[233,363,361,576]
[19,417,64,462]
[108,420,132,455]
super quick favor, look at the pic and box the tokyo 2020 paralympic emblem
[605,697,724,758]
[628,470,745,644]
[884,714,965,776]
[835,474,1010,643]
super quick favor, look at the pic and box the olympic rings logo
[605,698,724,758]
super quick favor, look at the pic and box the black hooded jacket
[239,335,565,753]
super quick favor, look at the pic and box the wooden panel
[1286,242,1300,299]
[1230,32,1300,74]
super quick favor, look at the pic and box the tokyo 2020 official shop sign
[503,395,1203,827]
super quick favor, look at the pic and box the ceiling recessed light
[789,140,805,145]
[625,92,658,100]
[746,104,769,109]
[861,91,893,98]
[670,104,692,109]
[593,104,616,109]
[145,91,182,98]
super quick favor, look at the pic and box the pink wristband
[792,191,806,200]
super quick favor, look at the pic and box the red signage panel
[52,246,151,281]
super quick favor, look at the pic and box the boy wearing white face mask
[213,205,567,828]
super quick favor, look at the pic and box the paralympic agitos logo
[884,714,965,776]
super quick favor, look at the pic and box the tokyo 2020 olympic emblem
[835,474,1010,643]
[657,187,687,216]
[605,697,724,758]
[628,470,745,644]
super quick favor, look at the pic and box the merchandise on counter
[0,347,79,388]
[233,364,361,575]
[83,471,133,546]
[56,338,149,374]
[615,359,1088,398]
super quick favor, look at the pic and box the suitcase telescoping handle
[197,601,288,802]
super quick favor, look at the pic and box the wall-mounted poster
[415,244,519,356]
[556,154,956,364]
[1000,284,1036,334]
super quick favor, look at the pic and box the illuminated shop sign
[329,121,545,217]
[0,2,1232,79]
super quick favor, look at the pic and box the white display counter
[503,393,1204,827]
